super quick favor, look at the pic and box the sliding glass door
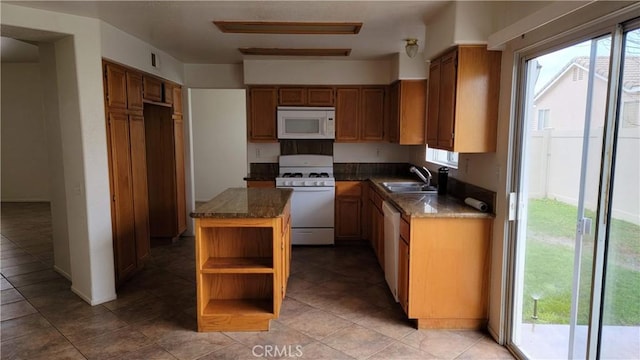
[510,20,639,359]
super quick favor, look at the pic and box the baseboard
[0,199,50,203]
[71,286,117,306]
[53,265,71,280]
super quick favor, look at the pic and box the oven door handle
[277,187,334,192]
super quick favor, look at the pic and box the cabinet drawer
[336,181,362,196]
[400,218,410,244]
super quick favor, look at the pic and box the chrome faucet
[409,166,432,186]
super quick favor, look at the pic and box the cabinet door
[426,60,441,147]
[172,86,183,115]
[437,50,457,150]
[335,88,360,142]
[398,80,426,144]
[360,87,385,141]
[129,114,150,263]
[370,200,379,252]
[105,64,127,109]
[164,83,174,104]
[248,87,278,141]
[174,116,187,234]
[278,87,306,105]
[335,197,362,240]
[143,76,163,102]
[126,72,143,111]
[307,88,334,106]
[387,82,399,143]
[398,236,409,315]
[107,112,137,281]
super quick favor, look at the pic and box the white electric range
[276,155,335,245]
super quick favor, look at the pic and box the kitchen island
[190,188,292,332]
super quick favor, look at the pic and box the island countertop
[190,188,293,219]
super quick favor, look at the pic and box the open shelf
[203,298,273,316]
[201,257,274,273]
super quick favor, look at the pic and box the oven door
[284,186,335,228]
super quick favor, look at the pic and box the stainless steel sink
[381,181,438,194]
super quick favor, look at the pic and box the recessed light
[214,21,362,35]
[238,48,352,56]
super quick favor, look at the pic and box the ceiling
[5,1,450,64]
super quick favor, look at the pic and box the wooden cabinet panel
[335,88,360,142]
[105,64,127,109]
[247,181,275,188]
[248,87,278,141]
[107,112,137,281]
[398,235,409,315]
[307,88,334,106]
[404,217,491,329]
[336,197,362,240]
[388,82,400,143]
[143,76,163,102]
[437,51,457,150]
[426,60,440,147]
[172,86,183,115]
[129,114,150,263]
[174,116,187,234]
[427,45,501,153]
[278,88,306,105]
[164,83,173,104]
[389,80,426,145]
[126,72,143,111]
[360,87,385,141]
[336,181,363,240]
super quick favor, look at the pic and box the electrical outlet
[256,148,261,158]
[376,148,381,157]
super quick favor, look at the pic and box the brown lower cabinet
[400,215,491,329]
[335,182,363,240]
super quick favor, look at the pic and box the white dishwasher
[382,201,400,302]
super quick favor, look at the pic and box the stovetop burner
[282,172,304,178]
[309,172,330,178]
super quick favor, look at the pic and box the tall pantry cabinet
[103,60,186,286]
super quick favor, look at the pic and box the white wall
[184,64,244,89]
[39,42,71,278]
[189,89,247,202]
[2,3,116,305]
[244,59,393,85]
[1,63,50,202]
[100,22,183,84]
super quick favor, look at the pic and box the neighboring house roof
[535,56,640,100]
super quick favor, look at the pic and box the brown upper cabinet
[126,72,144,111]
[388,80,426,145]
[143,76,163,102]
[335,85,385,142]
[105,64,127,109]
[278,87,335,106]
[248,87,278,142]
[172,86,183,115]
[427,45,501,153]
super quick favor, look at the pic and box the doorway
[508,20,640,359]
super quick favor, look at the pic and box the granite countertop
[190,188,293,219]
[368,177,494,219]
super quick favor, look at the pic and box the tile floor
[1,202,514,359]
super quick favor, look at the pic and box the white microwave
[277,106,335,139]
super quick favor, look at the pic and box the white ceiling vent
[151,52,160,69]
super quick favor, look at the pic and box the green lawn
[522,198,640,325]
